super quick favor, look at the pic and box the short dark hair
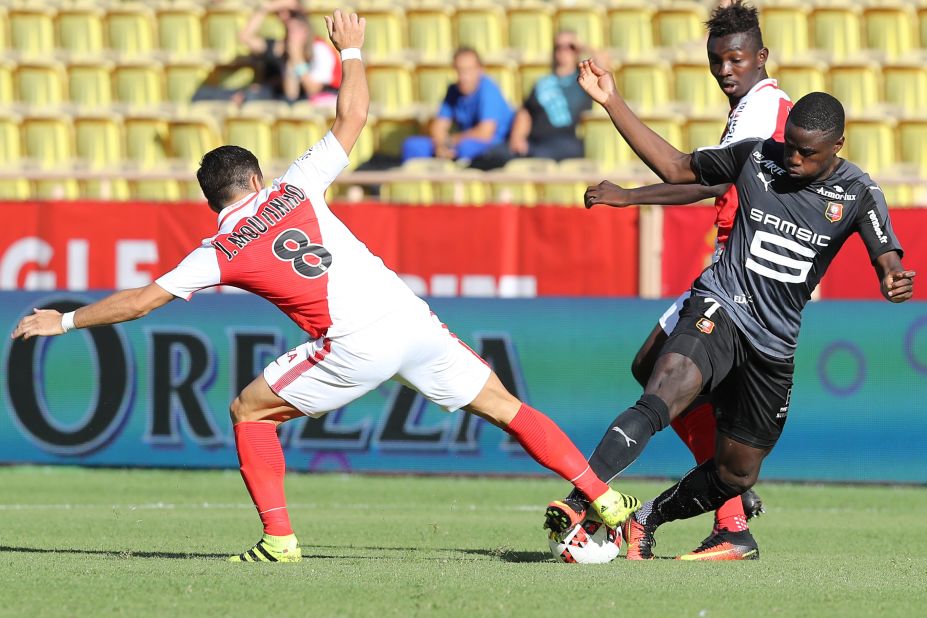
[705,0,764,50]
[196,145,262,212]
[453,46,482,65]
[788,92,845,138]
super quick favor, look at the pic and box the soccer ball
[548,516,622,564]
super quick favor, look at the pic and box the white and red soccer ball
[548,516,622,564]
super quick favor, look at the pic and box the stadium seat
[898,120,927,176]
[113,62,165,107]
[130,179,182,202]
[507,3,554,61]
[618,61,672,113]
[124,114,171,168]
[492,157,557,206]
[15,62,67,107]
[274,116,327,163]
[654,3,706,49]
[67,61,114,108]
[543,158,600,206]
[673,62,728,115]
[225,113,276,164]
[157,4,206,56]
[607,4,655,59]
[366,62,415,113]
[165,61,214,105]
[74,115,130,198]
[641,113,685,151]
[415,64,456,107]
[760,4,810,62]
[0,114,30,199]
[883,64,927,116]
[554,3,606,52]
[580,111,636,171]
[375,116,421,158]
[483,61,519,107]
[56,5,105,55]
[346,123,375,170]
[203,62,256,92]
[22,114,74,169]
[0,61,15,107]
[921,7,927,54]
[843,119,896,176]
[811,6,862,61]
[828,63,880,116]
[775,61,827,102]
[106,4,157,58]
[406,7,454,60]
[863,5,917,60]
[685,117,726,153]
[455,5,507,58]
[9,7,56,56]
[518,62,550,101]
[169,116,223,166]
[382,158,457,205]
[203,4,249,59]
[357,7,405,61]
[0,7,7,53]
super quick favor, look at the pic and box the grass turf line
[0,467,924,618]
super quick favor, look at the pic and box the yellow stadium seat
[131,179,182,202]
[483,61,519,107]
[581,112,635,171]
[864,6,917,60]
[367,62,415,113]
[811,6,861,61]
[205,62,256,92]
[275,116,328,163]
[347,123,375,171]
[74,115,124,169]
[0,61,14,107]
[169,117,222,166]
[0,114,30,199]
[157,4,205,56]
[225,114,276,164]
[203,5,249,59]
[113,63,165,107]
[165,61,213,104]
[15,62,67,107]
[492,157,557,206]
[883,64,927,116]
[618,61,671,113]
[775,61,827,102]
[106,4,157,58]
[608,4,655,59]
[543,158,600,206]
[9,7,55,56]
[921,7,927,54]
[415,64,456,107]
[518,62,550,101]
[382,158,457,205]
[406,7,454,60]
[455,5,507,58]
[654,3,706,49]
[555,4,606,52]
[760,5,810,62]
[641,113,684,151]
[843,119,896,176]
[508,3,554,61]
[56,6,105,55]
[375,117,421,158]
[828,63,880,116]
[124,114,171,169]
[22,114,74,169]
[0,7,7,53]
[358,7,405,61]
[68,61,113,108]
[898,120,927,176]
[685,117,726,153]
[673,62,728,115]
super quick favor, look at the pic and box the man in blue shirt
[402,47,514,162]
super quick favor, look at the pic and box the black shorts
[660,295,794,449]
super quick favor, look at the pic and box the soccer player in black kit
[545,58,916,560]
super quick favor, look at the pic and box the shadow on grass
[0,545,227,560]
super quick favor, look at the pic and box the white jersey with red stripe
[714,78,792,243]
[156,132,423,339]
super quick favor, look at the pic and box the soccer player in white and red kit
[12,11,639,563]
[547,1,791,560]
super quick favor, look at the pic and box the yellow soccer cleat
[228,533,302,563]
[590,488,641,529]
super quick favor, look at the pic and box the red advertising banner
[661,206,925,300]
[0,201,639,297]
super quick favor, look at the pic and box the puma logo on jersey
[611,426,637,447]
[757,172,773,192]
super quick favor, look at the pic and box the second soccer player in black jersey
[545,59,916,560]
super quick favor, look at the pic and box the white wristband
[61,311,76,333]
[340,48,362,62]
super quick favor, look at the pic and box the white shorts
[263,303,492,417]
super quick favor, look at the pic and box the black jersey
[690,138,903,359]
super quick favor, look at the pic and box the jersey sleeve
[854,184,904,261]
[278,131,349,194]
[723,92,791,144]
[154,245,222,301]
[691,138,763,186]
[308,40,337,86]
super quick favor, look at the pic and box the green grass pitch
[1,467,924,618]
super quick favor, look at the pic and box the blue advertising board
[2,293,925,483]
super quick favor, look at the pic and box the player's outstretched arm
[584,180,730,208]
[10,283,175,341]
[325,10,368,155]
[578,59,696,184]
[874,251,916,303]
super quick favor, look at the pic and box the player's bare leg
[227,375,305,563]
[463,372,640,530]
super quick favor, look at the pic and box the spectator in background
[235,0,341,104]
[402,47,514,163]
[471,31,591,170]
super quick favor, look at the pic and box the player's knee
[715,462,758,495]
[630,350,649,388]
[229,396,256,424]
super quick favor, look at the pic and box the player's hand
[324,10,365,52]
[577,59,617,106]
[10,308,65,341]
[584,180,631,209]
[882,270,916,303]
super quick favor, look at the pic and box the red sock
[234,421,293,537]
[671,403,748,532]
[506,404,610,502]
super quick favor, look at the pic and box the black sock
[638,460,741,528]
[567,395,670,503]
